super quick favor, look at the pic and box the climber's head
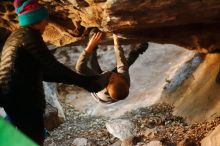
[14,0,49,32]
[107,72,129,101]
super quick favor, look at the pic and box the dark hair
[108,73,129,100]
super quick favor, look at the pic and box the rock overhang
[1,0,220,52]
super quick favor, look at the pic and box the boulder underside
[1,0,220,51]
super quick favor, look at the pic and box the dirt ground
[45,103,220,146]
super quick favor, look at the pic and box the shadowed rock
[0,0,220,51]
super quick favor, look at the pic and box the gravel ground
[45,103,220,146]
[45,104,115,146]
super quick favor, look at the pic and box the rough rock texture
[44,82,65,130]
[201,125,220,146]
[144,141,163,146]
[106,119,134,140]
[1,0,220,51]
[106,119,135,146]
[177,138,197,146]
[161,54,220,123]
[44,82,65,122]
[44,103,61,130]
[121,137,133,146]
[72,138,95,146]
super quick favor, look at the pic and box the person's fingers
[93,33,98,40]
[96,33,102,42]
[113,34,117,38]
[90,33,99,43]
[87,32,103,49]
[97,32,102,36]
[97,32,103,39]
[89,33,97,42]
[94,32,102,40]
[94,32,103,43]
[113,34,119,40]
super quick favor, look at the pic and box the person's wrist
[85,46,93,54]
[113,40,119,46]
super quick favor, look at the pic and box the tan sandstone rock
[1,0,220,51]
[201,125,220,146]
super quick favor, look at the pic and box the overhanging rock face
[1,0,220,51]
[161,53,220,123]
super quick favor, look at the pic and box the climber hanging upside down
[76,29,149,103]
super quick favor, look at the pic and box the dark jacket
[0,27,105,111]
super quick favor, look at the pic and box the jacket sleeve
[22,30,105,92]
[114,44,130,84]
[75,50,98,76]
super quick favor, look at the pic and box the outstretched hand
[85,32,103,54]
